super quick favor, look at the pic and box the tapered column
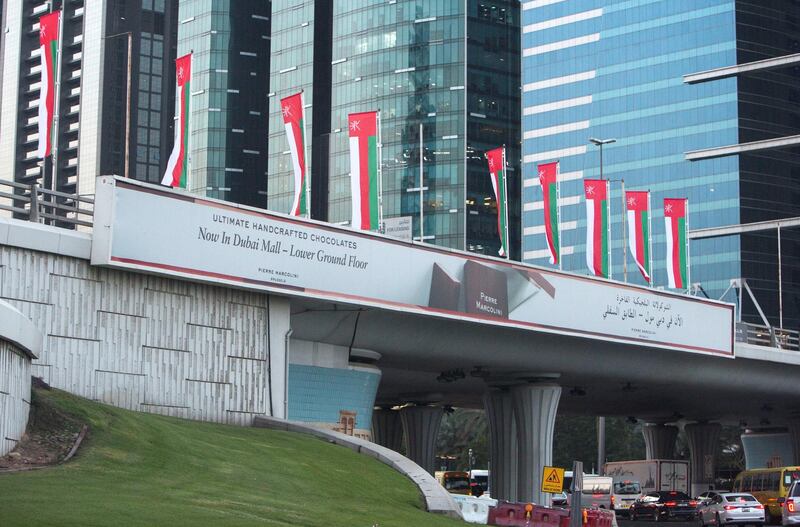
[512,383,561,505]
[484,388,518,502]
[790,420,800,465]
[371,408,404,452]
[685,422,721,496]
[642,424,678,460]
[399,405,444,474]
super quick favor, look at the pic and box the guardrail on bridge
[0,178,93,228]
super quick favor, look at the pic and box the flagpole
[620,179,627,282]
[606,180,612,279]
[50,8,64,195]
[377,109,384,232]
[648,191,653,287]
[557,161,562,270]
[685,198,691,294]
[502,145,509,259]
[301,90,311,219]
[187,52,194,192]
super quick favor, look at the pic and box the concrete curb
[252,416,462,519]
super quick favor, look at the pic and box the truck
[604,460,690,495]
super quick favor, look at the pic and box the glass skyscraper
[268,0,520,257]
[0,0,178,200]
[177,1,271,207]
[521,0,800,328]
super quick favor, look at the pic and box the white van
[611,480,643,515]
[583,476,614,509]
[559,472,613,509]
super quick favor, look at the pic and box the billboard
[92,177,734,357]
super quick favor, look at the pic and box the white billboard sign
[92,177,734,357]
[383,216,413,242]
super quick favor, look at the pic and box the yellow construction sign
[541,466,565,493]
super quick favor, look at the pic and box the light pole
[589,137,616,181]
[104,31,133,180]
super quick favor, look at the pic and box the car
[698,492,764,527]
[779,481,800,526]
[629,490,700,522]
[697,491,727,503]
[552,491,569,507]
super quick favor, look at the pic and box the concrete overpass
[2,176,799,503]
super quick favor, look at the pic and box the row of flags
[537,160,690,290]
[279,92,382,231]
[35,14,689,290]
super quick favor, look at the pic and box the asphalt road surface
[619,519,700,527]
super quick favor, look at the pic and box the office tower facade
[521,0,800,327]
[0,0,178,199]
[267,0,520,258]
[176,1,271,207]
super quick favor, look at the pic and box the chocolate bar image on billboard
[505,268,557,314]
[428,263,462,311]
[463,260,509,319]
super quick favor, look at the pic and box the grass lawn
[0,388,464,526]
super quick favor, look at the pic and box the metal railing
[0,178,93,228]
[736,322,800,351]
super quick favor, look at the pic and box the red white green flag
[664,198,689,289]
[162,53,192,188]
[37,11,61,159]
[538,161,560,265]
[486,146,509,257]
[626,190,652,283]
[584,179,610,278]
[348,111,381,231]
[280,92,309,217]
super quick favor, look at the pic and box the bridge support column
[790,420,800,465]
[512,383,561,505]
[685,422,721,496]
[642,424,678,460]
[371,407,404,452]
[484,388,518,502]
[399,405,443,474]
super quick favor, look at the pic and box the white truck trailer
[604,460,690,495]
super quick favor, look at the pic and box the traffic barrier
[452,494,498,524]
[488,502,570,527]
[583,507,615,527]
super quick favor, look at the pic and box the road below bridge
[620,519,702,527]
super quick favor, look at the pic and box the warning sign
[541,466,565,493]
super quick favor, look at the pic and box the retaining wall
[0,219,290,425]
[0,299,41,456]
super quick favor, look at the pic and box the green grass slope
[0,388,463,527]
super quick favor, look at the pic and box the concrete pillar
[685,422,721,496]
[484,388,519,502]
[371,408,404,452]
[399,405,444,474]
[512,383,561,505]
[790,420,800,466]
[642,424,679,460]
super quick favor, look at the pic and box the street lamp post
[589,137,616,181]
[587,97,613,462]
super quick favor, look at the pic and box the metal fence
[736,322,800,351]
[0,178,93,228]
